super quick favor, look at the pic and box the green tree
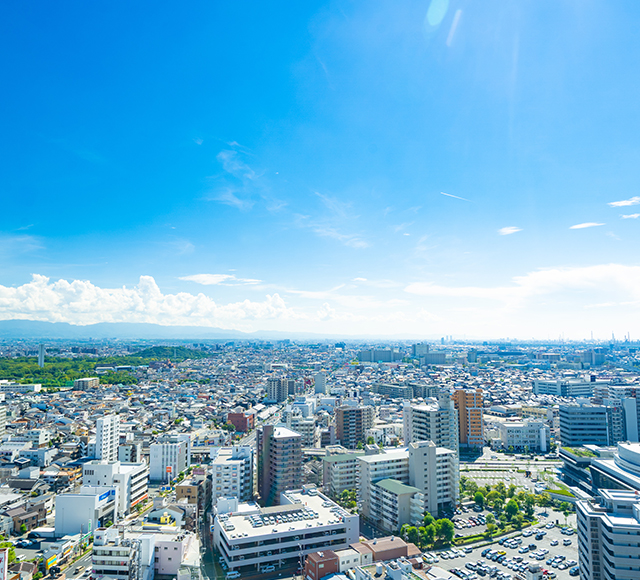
[537,493,552,508]
[405,526,420,546]
[485,522,497,538]
[486,490,500,505]
[485,513,495,525]
[495,482,507,497]
[366,436,375,445]
[423,512,435,527]
[474,491,485,508]
[493,498,504,516]
[422,524,435,547]
[0,542,16,563]
[356,441,364,450]
[505,499,519,520]
[435,518,455,545]
[514,513,525,529]
[498,514,507,529]
[20,523,27,534]
[524,494,536,518]
[507,484,517,498]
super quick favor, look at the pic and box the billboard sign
[0,548,8,580]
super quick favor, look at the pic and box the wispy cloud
[0,234,43,255]
[608,196,640,207]
[193,138,203,145]
[315,192,352,218]
[180,274,261,286]
[217,150,257,180]
[498,226,522,236]
[446,9,462,47]
[440,191,470,202]
[570,222,604,229]
[211,188,254,211]
[621,213,640,219]
[310,224,369,248]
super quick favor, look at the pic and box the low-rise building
[498,420,550,452]
[82,461,149,517]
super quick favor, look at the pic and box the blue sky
[2,0,640,339]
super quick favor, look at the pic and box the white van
[226,573,240,580]
[261,566,276,573]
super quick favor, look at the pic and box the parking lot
[425,520,580,580]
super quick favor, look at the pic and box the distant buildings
[314,372,327,394]
[559,401,621,446]
[257,425,302,506]
[335,406,375,449]
[74,377,100,389]
[357,349,401,363]
[226,409,255,433]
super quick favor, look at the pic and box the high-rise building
[357,442,458,530]
[452,389,484,448]
[95,415,120,462]
[257,425,302,506]
[577,489,640,580]
[38,344,45,368]
[403,397,458,452]
[0,406,6,438]
[266,377,292,402]
[335,405,375,449]
[314,372,327,394]
[211,446,254,503]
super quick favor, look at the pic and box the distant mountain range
[0,319,439,341]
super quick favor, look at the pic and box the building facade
[452,388,484,448]
[335,406,375,449]
[257,425,302,506]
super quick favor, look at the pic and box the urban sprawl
[0,339,639,580]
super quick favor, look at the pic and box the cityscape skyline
[2,2,640,339]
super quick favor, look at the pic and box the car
[226,573,241,580]
[546,523,555,529]
[569,566,580,577]
[518,547,529,554]
[563,539,572,546]
[464,547,474,554]
[528,544,537,550]
[260,566,275,573]
[523,530,533,537]
[550,539,558,546]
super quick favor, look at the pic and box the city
[0,339,638,580]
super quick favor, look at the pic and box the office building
[149,438,188,483]
[315,372,327,394]
[403,397,458,452]
[213,488,359,577]
[95,415,120,462]
[412,343,430,357]
[38,344,44,368]
[357,349,401,363]
[559,401,621,446]
[257,425,302,506]
[211,446,254,503]
[335,406,375,449]
[533,378,597,397]
[589,441,640,493]
[373,383,414,399]
[577,489,640,580]
[82,460,149,517]
[498,420,550,452]
[452,388,484,448]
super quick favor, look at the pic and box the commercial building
[357,349,401,363]
[403,398,458,452]
[577,489,640,580]
[176,476,211,514]
[55,486,119,536]
[0,383,42,394]
[212,446,254,503]
[498,420,550,452]
[589,441,640,493]
[95,415,120,462]
[335,406,375,449]
[452,388,484,448]
[533,378,596,397]
[372,383,414,399]
[314,372,327,394]
[559,401,621,446]
[82,461,149,517]
[257,425,302,506]
[213,487,359,576]
[149,438,188,483]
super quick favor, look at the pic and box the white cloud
[0,275,296,330]
[621,213,640,219]
[210,188,254,211]
[498,226,522,236]
[193,138,203,145]
[569,222,604,229]
[440,191,470,202]
[180,274,261,286]
[608,196,640,207]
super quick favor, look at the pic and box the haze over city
[2,1,640,339]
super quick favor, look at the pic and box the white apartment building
[96,415,120,462]
[83,460,149,517]
[211,446,254,503]
[403,398,459,452]
[358,442,458,530]
[577,490,640,580]
[322,452,363,497]
[498,420,550,452]
[213,487,358,576]
[150,439,188,482]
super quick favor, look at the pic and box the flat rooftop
[217,489,352,540]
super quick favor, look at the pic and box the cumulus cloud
[608,196,640,207]
[0,275,297,330]
[180,274,261,286]
[569,222,604,229]
[498,226,522,236]
[621,214,640,219]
